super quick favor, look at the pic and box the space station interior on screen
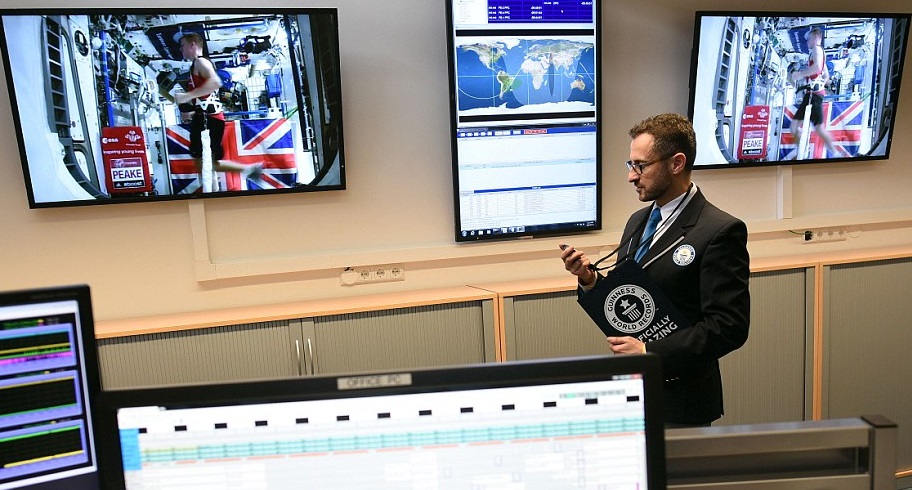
[2,13,343,204]
[691,16,909,165]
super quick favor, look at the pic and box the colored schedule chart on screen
[447,0,600,241]
[113,378,650,488]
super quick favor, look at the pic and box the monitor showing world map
[446,0,601,242]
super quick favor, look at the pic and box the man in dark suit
[560,113,750,427]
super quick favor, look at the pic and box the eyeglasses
[625,153,675,175]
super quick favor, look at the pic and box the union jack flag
[165,125,203,194]
[779,100,866,160]
[166,118,300,194]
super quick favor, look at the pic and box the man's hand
[560,244,597,288]
[607,336,646,355]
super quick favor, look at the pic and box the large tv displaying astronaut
[689,13,910,168]
[0,9,345,208]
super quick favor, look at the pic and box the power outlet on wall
[802,228,847,243]
[341,264,405,285]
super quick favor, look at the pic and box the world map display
[456,38,596,112]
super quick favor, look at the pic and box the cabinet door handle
[306,338,315,376]
[294,339,303,376]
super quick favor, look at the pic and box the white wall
[2,0,912,321]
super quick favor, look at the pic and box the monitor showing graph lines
[0,285,101,490]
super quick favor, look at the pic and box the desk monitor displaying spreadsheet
[0,285,102,490]
[95,354,666,489]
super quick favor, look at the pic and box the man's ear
[670,153,687,175]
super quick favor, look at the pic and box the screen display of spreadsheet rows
[115,376,650,488]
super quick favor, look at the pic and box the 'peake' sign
[101,126,152,193]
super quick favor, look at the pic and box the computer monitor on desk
[0,285,102,490]
[96,354,666,489]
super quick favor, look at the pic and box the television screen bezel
[0,7,346,209]
[687,10,911,170]
[444,0,602,243]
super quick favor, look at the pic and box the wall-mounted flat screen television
[445,0,601,242]
[0,8,345,208]
[688,12,910,168]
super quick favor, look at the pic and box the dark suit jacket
[610,188,750,424]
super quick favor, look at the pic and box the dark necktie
[635,208,662,262]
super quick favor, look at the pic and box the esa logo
[101,130,142,145]
[603,284,655,334]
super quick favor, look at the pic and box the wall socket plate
[802,228,847,243]
[341,264,405,285]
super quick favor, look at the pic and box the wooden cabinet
[822,257,912,474]
[96,287,497,389]
[473,277,612,360]
[93,253,912,475]
[97,320,296,388]
[719,268,812,426]
[288,300,496,376]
